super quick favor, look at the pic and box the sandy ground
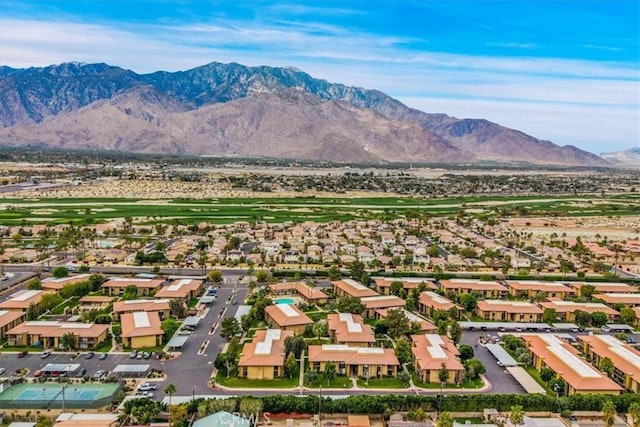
[0,179,397,199]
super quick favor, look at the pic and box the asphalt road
[459,331,525,394]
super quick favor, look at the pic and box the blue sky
[1,0,638,154]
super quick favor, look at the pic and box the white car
[137,391,154,398]
[138,382,158,391]
[0,368,5,375]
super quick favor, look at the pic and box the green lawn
[304,373,352,389]
[411,370,484,389]
[524,366,554,394]
[50,297,79,315]
[215,371,299,388]
[1,194,637,226]
[187,298,199,308]
[356,377,409,389]
[93,340,113,353]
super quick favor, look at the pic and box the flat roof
[485,343,519,366]
[167,335,188,348]
[505,366,547,394]
[183,316,201,327]
[112,364,149,373]
[42,363,80,372]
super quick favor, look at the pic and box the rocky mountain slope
[0,61,607,165]
[600,147,640,167]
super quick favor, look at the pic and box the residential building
[566,281,637,296]
[332,279,379,299]
[376,308,437,332]
[41,274,92,292]
[264,304,313,335]
[361,295,406,318]
[505,280,574,299]
[238,329,294,380]
[539,300,620,323]
[154,278,203,302]
[0,289,54,312]
[113,299,171,321]
[373,277,437,295]
[0,309,26,339]
[597,293,640,308]
[77,296,115,313]
[6,321,109,350]
[418,291,462,319]
[581,334,640,393]
[439,278,508,298]
[521,334,622,395]
[410,334,465,384]
[121,311,164,349]
[101,277,164,297]
[327,313,375,347]
[269,282,329,304]
[476,300,543,322]
[308,344,399,378]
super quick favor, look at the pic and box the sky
[1,0,639,155]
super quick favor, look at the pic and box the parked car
[138,382,157,391]
[93,369,106,379]
[17,351,28,358]
[85,351,95,359]
[0,368,5,375]
[41,350,51,359]
[75,368,87,378]
[601,325,611,333]
[626,337,636,344]
[98,352,108,360]
[143,352,151,359]
[33,369,42,378]
[136,352,144,359]
[136,390,154,398]
[129,350,138,359]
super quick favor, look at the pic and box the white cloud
[0,17,638,153]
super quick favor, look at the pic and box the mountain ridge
[0,61,607,166]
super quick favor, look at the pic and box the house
[376,308,437,332]
[580,334,640,393]
[77,296,115,313]
[264,304,313,335]
[41,274,92,292]
[439,278,508,298]
[327,313,375,347]
[565,281,637,296]
[308,344,399,378]
[121,311,164,349]
[521,334,622,395]
[0,289,55,312]
[238,329,294,380]
[373,277,437,295]
[361,295,406,318]
[505,280,574,299]
[597,293,640,308]
[539,300,620,323]
[332,279,379,299]
[154,278,203,302]
[476,300,543,322]
[6,321,109,350]
[0,310,26,339]
[193,411,251,427]
[113,299,171,321]
[418,291,462,319]
[269,282,329,304]
[101,277,164,297]
[410,334,465,384]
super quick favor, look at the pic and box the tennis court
[0,382,121,409]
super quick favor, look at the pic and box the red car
[17,351,28,358]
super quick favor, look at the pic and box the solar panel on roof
[343,278,368,290]
[425,334,447,359]
[356,347,384,354]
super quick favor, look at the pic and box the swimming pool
[274,298,295,305]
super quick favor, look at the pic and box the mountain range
[0,61,607,166]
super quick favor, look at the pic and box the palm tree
[510,405,524,426]
[602,400,616,427]
[164,383,177,427]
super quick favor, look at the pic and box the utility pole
[318,386,322,427]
